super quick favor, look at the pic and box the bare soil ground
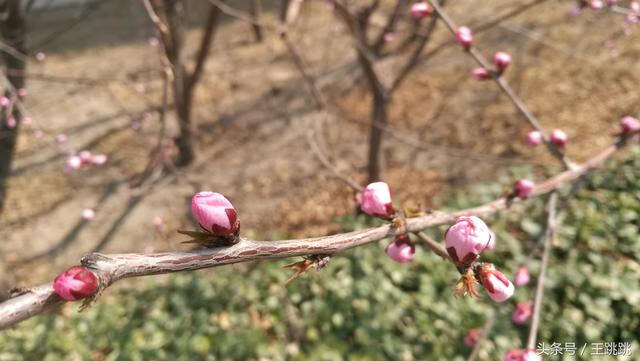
[1,0,639,285]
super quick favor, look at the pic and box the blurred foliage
[1,148,639,361]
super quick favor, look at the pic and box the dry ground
[1,0,639,285]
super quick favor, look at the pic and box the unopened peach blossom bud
[55,133,67,143]
[526,131,542,146]
[514,179,535,199]
[91,154,108,165]
[82,208,95,221]
[386,236,415,263]
[550,129,567,147]
[5,116,16,129]
[464,329,480,346]
[0,97,10,108]
[17,88,27,97]
[66,155,82,171]
[479,265,514,303]
[361,182,395,219]
[456,26,473,48]
[620,116,640,134]
[445,216,493,265]
[410,2,433,19]
[472,67,491,80]
[514,266,530,287]
[53,266,98,301]
[493,51,512,73]
[192,191,240,236]
[512,302,533,324]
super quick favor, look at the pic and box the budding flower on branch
[550,129,567,147]
[361,182,395,219]
[386,235,415,263]
[179,192,240,247]
[471,67,491,80]
[512,302,533,324]
[191,192,239,237]
[479,264,514,303]
[65,155,82,171]
[410,2,433,19]
[52,266,98,301]
[526,131,542,147]
[619,116,640,134]
[514,266,530,287]
[456,26,473,48]
[445,216,493,265]
[514,179,535,199]
[81,208,95,221]
[493,51,512,73]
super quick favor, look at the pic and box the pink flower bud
[522,350,542,361]
[445,216,493,265]
[81,208,95,221]
[456,26,473,48]
[5,116,16,129]
[570,4,583,16]
[191,191,240,236]
[91,154,108,165]
[620,116,640,134]
[550,129,567,147]
[514,179,535,198]
[514,266,530,287]
[66,155,82,171]
[590,0,604,9]
[22,116,32,126]
[410,2,433,19]
[35,52,46,62]
[148,37,159,47]
[55,133,67,143]
[504,350,523,361]
[471,67,491,80]
[383,32,395,43]
[493,51,512,72]
[78,150,93,163]
[632,1,640,11]
[386,238,415,263]
[361,182,395,219]
[480,266,514,303]
[526,131,542,147]
[52,266,98,301]
[17,88,27,98]
[464,329,480,346]
[512,302,533,324]
[0,97,11,108]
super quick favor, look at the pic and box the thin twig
[426,0,575,170]
[526,191,558,349]
[414,231,450,261]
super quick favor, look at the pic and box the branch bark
[0,133,634,330]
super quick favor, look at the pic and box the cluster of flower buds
[471,51,512,81]
[512,301,533,324]
[513,179,535,199]
[52,266,98,301]
[65,150,108,171]
[410,2,433,19]
[504,349,541,361]
[358,182,417,263]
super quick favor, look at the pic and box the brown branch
[187,3,222,92]
[426,0,575,170]
[414,232,450,261]
[526,191,558,349]
[0,133,634,330]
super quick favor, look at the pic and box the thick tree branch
[0,133,634,330]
